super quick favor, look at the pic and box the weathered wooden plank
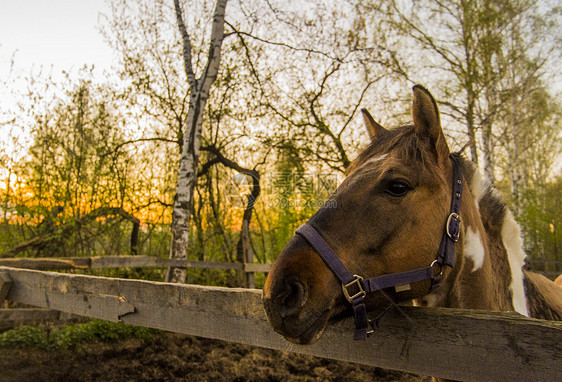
[0,258,91,270]
[90,256,247,270]
[1,266,560,381]
[0,308,86,330]
[0,308,61,322]
[89,255,171,268]
[91,256,245,270]
[0,256,254,272]
[11,255,491,279]
[244,263,271,273]
[3,267,134,322]
[185,260,244,270]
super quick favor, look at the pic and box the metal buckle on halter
[446,212,461,242]
[342,275,366,303]
[430,260,444,277]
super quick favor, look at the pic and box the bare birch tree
[374,0,559,182]
[166,0,228,283]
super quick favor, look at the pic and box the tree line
[0,0,560,285]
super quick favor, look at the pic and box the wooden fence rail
[0,265,560,381]
[0,308,85,330]
[0,256,271,273]
[0,255,271,289]
[0,256,555,279]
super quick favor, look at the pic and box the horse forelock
[347,125,446,184]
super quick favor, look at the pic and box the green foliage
[517,176,562,262]
[0,0,559,288]
[24,81,129,214]
[0,320,158,350]
[0,326,48,348]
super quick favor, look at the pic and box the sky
[0,1,116,178]
[0,0,560,174]
[0,0,114,81]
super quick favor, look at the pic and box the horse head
[263,85,461,344]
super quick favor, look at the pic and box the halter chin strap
[295,155,464,340]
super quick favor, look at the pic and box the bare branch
[173,0,197,87]
[225,21,341,61]
[101,137,178,157]
[201,144,259,181]
[199,0,228,91]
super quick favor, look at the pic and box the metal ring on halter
[430,260,443,277]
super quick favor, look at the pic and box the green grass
[0,319,159,350]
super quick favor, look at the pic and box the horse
[263,85,562,346]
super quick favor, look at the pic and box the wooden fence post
[0,271,12,303]
[241,219,255,289]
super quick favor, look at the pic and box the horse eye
[385,182,409,197]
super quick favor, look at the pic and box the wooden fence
[1,265,561,381]
[0,255,271,287]
[0,308,86,330]
[0,256,556,282]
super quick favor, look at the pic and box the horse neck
[461,166,562,321]
[419,161,562,320]
[426,165,530,315]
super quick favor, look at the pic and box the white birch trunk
[508,71,524,220]
[166,0,228,283]
[481,122,496,185]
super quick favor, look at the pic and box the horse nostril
[279,278,307,319]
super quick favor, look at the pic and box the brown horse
[263,85,562,345]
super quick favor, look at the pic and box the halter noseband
[295,155,464,340]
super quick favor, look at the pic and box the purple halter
[295,155,464,340]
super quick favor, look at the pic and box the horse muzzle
[263,236,339,344]
[262,284,331,344]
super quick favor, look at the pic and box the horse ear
[361,109,387,141]
[412,85,449,162]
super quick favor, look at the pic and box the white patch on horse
[501,210,530,316]
[360,154,388,170]
[463,226,485,271]
[470,168,490,204]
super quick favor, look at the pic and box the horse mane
[455,154,562,319]
[347,125,444,180]
[454,154,508,236]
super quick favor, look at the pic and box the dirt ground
[1,332,430,382]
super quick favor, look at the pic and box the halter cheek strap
[295,155,464,340]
